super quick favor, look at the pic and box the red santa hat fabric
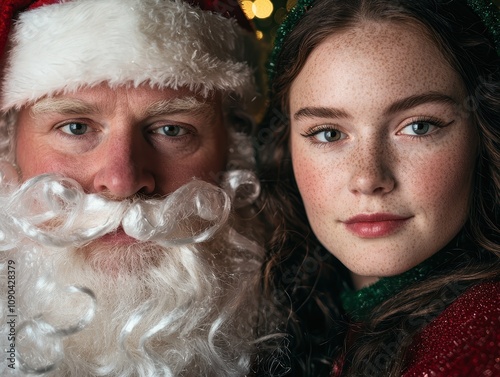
[0,0,259,112]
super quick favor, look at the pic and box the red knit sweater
[402,281,499,376]
[332,281,500,376]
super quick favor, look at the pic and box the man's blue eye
[162,125,181,136]
[61,123,88,135]
[154,125,188,137]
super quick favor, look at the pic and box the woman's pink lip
[344,213,410,223]
[343,213,412,238]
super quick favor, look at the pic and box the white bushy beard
[0,161,265,377]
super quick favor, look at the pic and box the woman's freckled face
[288,22,477,288]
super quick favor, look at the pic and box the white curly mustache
[0,166,259,250]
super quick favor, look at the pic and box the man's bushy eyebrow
[30,98,99,116]
[30,96,214,120]
[145,97,212,118]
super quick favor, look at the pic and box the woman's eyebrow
[293,92,460,122]
[293,106,350,121]
[384,92,460,115]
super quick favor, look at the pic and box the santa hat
[0,0,261,112]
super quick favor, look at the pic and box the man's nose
[92,134,155,198]
[347,141,396,195]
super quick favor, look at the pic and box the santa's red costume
[0,1,273,376]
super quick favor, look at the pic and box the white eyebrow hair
[145,97,212,116]
[30,97,100,116]
[30,96,215,120]
[145,97,214,118]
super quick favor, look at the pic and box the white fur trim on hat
[1,0,257,111]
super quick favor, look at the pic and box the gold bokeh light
[240,0,274,20]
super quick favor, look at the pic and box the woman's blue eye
[60,122,88,135]
[410,122,430,135]
[400,121,440,136]
[314,129,344,142]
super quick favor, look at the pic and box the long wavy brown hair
[256,0,500,376]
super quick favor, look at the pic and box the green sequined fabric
[267,0,314,81]
[466,0,500,55]
[340,250,455,321]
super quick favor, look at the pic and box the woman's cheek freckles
[292,152,327,206]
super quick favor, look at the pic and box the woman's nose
[347,142,396,195]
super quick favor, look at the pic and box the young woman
[258,0,500,376]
